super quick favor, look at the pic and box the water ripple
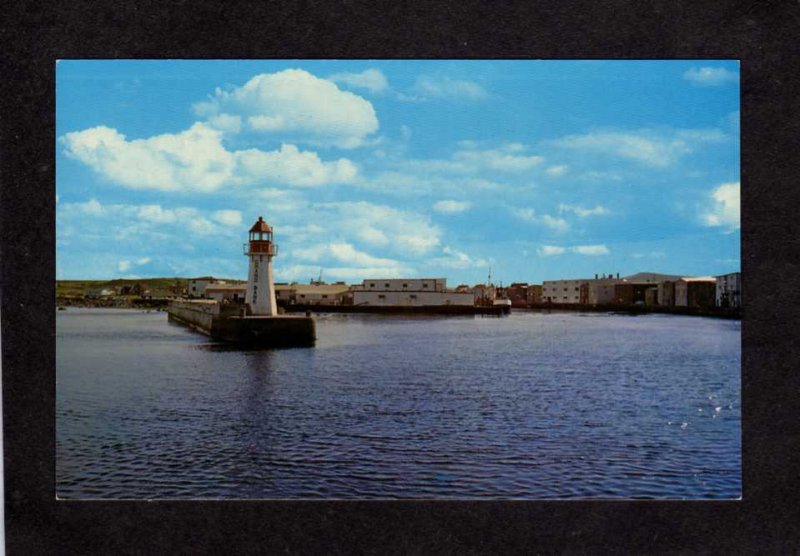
[57,309,740,499]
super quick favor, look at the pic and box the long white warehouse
[352,278,474,307]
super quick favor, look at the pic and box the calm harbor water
[56,308,740,499]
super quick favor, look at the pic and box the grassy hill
[57,278,182,297]
[57,277,248,298]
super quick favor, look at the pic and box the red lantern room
[245,216,278,256]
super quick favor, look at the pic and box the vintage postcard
[56,60,740,499]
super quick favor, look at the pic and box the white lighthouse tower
[244,216,278,316]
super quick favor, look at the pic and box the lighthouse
[244,216,278,316]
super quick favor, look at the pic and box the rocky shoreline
[56,297,171,309]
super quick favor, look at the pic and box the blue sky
[56,60,740,285]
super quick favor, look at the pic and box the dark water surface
[57,308,740,499]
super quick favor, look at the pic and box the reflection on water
[57,308,740,499]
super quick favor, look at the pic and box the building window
[410,294,417,299]
[369,283,375,288]
[575,287,579,291]
[378,294,386,299]
[322,295,328,299]
[422,284,428,288]
[403,283,408,288]
[300,294,305,298]
[384,283,390,288]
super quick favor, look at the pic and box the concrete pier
[167,300,315,347]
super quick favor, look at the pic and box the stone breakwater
[167,300,315,347]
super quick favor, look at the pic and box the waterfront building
[613,282,653,305]
[275,284,294,305]
[288,283,352,306]
[623,272,684,284]
[205,284,246,302]
[619,272,684,306]
[586,277,623,305]
[716,272,742,308]
[543,272,700,306]
[244,216,278,316]
[657,281,676,306]
[506,283,530,307]
[188,276,226,298]
[352,278,473,307]
[359,278,445,292]
[527,284,542,305]
[543,274,621,305]
[674,277,717,308]
[541,279,585,304]
[207,282,350,306]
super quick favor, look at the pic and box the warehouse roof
[291,284,351,295]
[205,284,246,292]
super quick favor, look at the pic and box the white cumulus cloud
[328,242,402,267]
[702,181,740,230]
[283,241,412,283]
[60,200,244,240]
[512,208,569,233]
[433,200,472,214]
[572,245,610,255]
[61,124,358,192]
[395,142,543,177]
[553,130,693,168]
[538,245,565,256]
[80,198,104,215]
[453,147,543,171]
[138,204,178,223]
[207,113,242,133]
[539,214,570,233]
[236,144,358,187]
[546,165,569,177]
[558,203,610,218]
[328,69,389,94]
[118,256,152,273]
[428,246,489,270]
[321,201,442,256]
[212,210,243,226]
[512,208,537,223]
[292,242,404,268]
[537,244,609,256]
[683,66,739,87]
[61,123,236,193]
[408,75,488,101]
[193,69,379,148]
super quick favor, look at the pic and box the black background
[2,1,799,553]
